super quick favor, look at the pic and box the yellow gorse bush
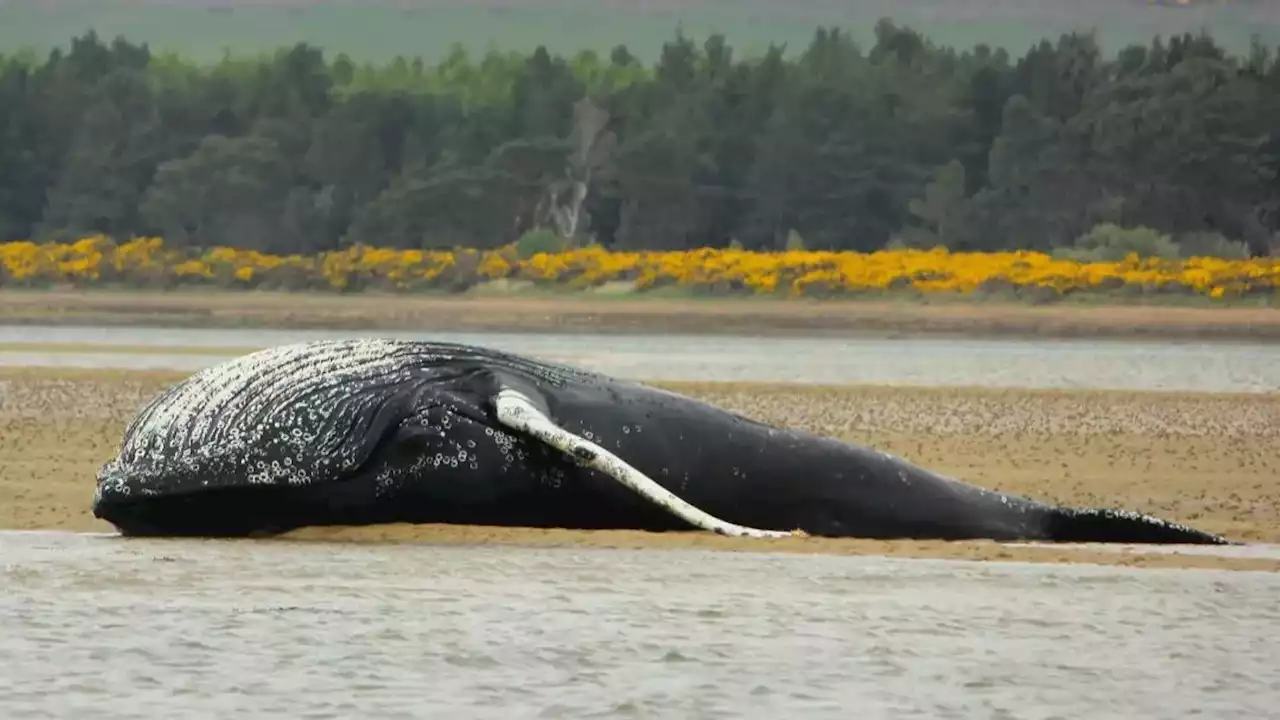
[1,236,1278,300]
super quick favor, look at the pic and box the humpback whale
[92,338,1231,544]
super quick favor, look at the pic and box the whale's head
[89,338,514,536]
[89,383,514,537]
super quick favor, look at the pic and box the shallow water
[1,531,1277,720]
[4,325,1280,393]
[3,327,1278,717]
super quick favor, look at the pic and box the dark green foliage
[0,24,1276,258]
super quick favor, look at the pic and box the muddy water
[2,532,1277,720]
[4,325,1280,392]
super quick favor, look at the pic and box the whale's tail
[1042,507,1233,545]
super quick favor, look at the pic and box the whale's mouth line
[92,466,359,534]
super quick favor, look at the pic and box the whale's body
[93,339,1230,544]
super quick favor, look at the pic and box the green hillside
[2,0,1277,63]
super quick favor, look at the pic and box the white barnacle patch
[96,338,654,521]
[493,387,791,540]
[100,339,473,495]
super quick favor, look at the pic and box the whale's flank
[494,387,791,539]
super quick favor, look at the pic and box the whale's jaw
[94,483,296,537]
[92,472,394,538]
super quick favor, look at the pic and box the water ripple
[0,532,1277,719]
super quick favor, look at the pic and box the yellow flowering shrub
[1,237,1277,301]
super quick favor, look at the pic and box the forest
[1,21,1278,259]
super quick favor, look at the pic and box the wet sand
[3,288,1280,341]
[2,367,1275,572]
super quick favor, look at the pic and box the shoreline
[2,288,1279,343]
[4,527,1276,573]
[3,367,1275,572]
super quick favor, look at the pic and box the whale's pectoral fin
[492,387,792,539]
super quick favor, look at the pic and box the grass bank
[3,367,1275,571]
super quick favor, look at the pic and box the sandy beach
[3,366,1275,572]
[3,288,1280,341]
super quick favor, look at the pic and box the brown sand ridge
[3,289,1280,342]
[0,368,1276,572]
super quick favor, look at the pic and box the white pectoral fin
[493,388,792,539]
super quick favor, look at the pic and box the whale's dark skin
[92,339,1231,544]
